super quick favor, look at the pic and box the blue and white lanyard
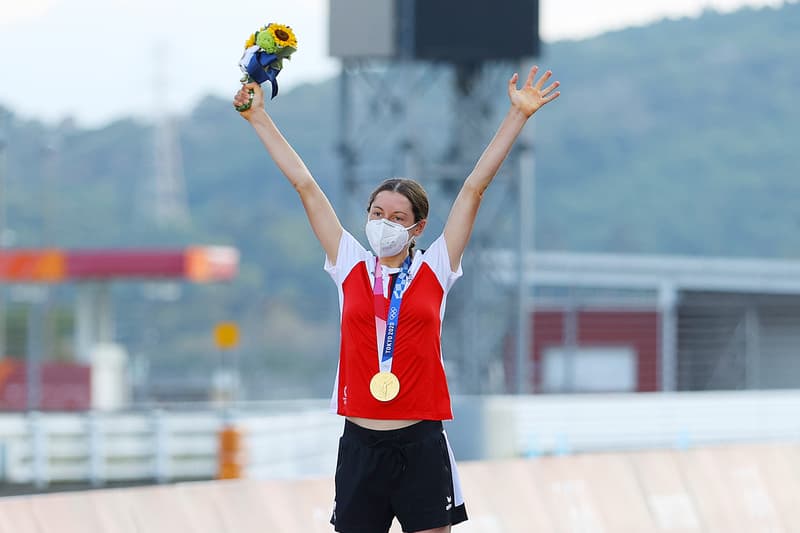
[373,256,413,372]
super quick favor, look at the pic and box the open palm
[508,66,561,117]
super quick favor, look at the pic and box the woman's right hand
[233,82,264,120]
[232,78,343,264]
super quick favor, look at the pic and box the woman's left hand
[508,65,561,117]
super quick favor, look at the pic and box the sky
[0,0,787,128]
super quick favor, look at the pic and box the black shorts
[330,419,468,533]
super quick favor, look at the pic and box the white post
[152,410,169,483]
[516,60,535,394]
[26,301,43,411]
[744,302,761,389]
[87,411,106,487]
[97,283,114,343]
[28,411,49,489]
[75,284,95,364]
[659,282,678,391]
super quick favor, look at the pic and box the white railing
[481,389,800,458]
[2,391,800,488]
[0,400,339,487]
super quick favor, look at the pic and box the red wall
[0,360,91,411]
[530,310,660,392]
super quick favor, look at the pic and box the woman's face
[368,191,416,226]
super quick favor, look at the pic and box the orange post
[217,425,246,479]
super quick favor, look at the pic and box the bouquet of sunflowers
[235,23,298,111]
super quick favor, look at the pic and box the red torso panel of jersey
[325,231,462,420]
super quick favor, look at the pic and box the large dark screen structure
[412,0,539,62]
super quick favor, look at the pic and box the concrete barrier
[1,442,799,533]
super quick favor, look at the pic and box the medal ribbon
[373,256,412,373]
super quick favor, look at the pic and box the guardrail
[481,389,800,458]
[0,400,339,488]
[2,391,800,489]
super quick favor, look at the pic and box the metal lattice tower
[336,60,535,394]
[149,44,190,228]
[330,0,539,394]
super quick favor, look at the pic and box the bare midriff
[347,417,421,431]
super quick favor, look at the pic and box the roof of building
[488,250,800,295]
[0,247,239,283]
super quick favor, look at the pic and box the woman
[234,65,560,533]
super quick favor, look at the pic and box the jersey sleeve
[324,230,373,285]
[421,233,463,293]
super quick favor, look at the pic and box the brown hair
[366,178,429,254]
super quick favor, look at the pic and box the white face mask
[365,219,418,258]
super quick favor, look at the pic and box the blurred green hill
[1,3,798,398]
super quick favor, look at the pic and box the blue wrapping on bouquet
[242,51,281,99]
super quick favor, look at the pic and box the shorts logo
[445,496,452,511]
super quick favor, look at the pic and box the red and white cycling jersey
[324,230,462,420]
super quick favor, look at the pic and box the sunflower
[244,33,256,48]
[255,30,276,53]
[267,23,297,49]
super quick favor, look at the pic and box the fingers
[525,65,538,88]
[543,90,561,103]
[534,69,552,90]
[514,66,556,92]
[232,88,250,107]
[513,65,562,113]
[508,72,519,90]
[542,80,560,97]
[243,82,262,98]
[232,82,263,110]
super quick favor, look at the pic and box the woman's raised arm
[443,66,560,271]
[234,82,343,264]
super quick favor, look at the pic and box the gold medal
[369,371,400,402]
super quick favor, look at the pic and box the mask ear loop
[407,222,419,257]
